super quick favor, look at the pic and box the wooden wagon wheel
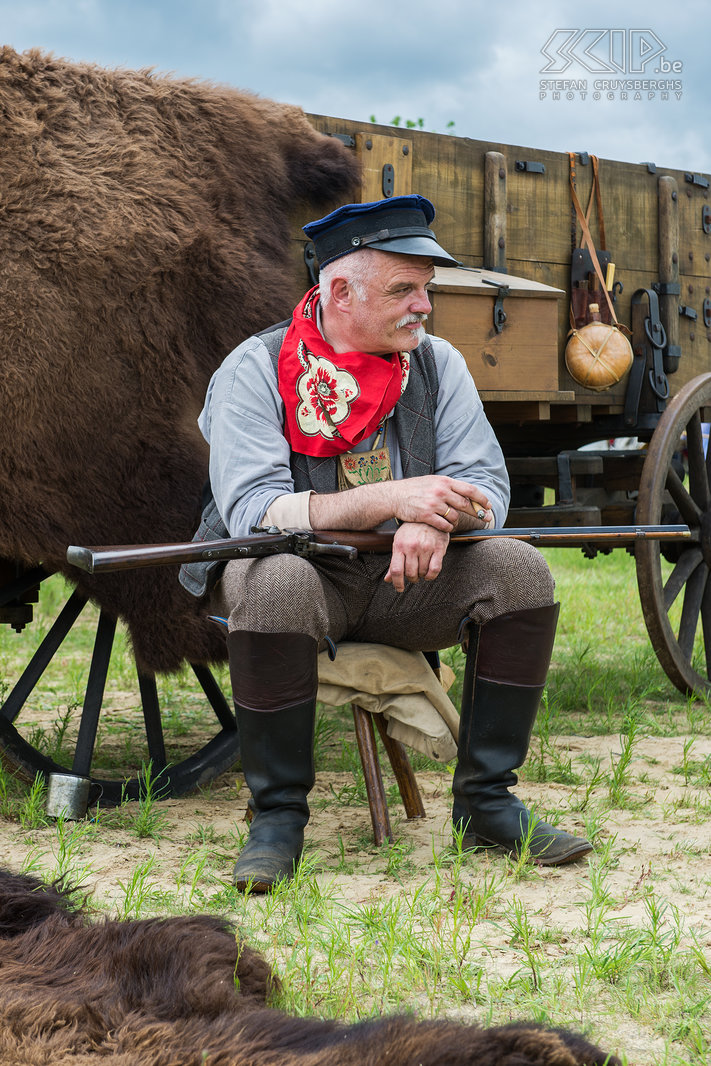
[0,571,238,805]
[636,373,711,696]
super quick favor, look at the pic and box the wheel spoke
[137,672,168,771]
[191,664,237,731]
[701,581,711,681]
[0,589,88,723]
[677,564,707,662]
[663,548,704,611]
[72,610,116,778]
[666,467,702,527]
[686,413,711,510]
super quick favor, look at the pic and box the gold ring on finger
[442,506,451,519]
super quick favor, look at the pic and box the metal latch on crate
[481,277,509,333]
[493,285,509,333]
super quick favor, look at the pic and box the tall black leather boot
[228,631,317,892]
[452,603,592,866]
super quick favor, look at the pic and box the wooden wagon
[300,115,711,698]
[1,77,709,803]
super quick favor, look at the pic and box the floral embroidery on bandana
[295,346,360,440]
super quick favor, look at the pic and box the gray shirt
[199,332,510,537]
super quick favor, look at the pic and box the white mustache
[396,313,428,328]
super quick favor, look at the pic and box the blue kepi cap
[303,194,458,269]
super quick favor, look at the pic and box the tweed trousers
[213,538,554,653]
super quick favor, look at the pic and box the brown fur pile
[0,47,359,672]
[0,868,622,1066]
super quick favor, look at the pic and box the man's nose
[410,289,432,314]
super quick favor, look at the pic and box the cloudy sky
[2,0,706,173]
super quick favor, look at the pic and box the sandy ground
[0,732,709,1065]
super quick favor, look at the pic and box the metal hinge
[652,281,681,296]
[328,133,356,148]
[382,163,394,198]
[624,288,670,428]
[515,160,545,174]
[685,172,710,189]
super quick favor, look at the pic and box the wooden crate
[428,267,563,393]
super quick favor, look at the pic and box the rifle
[66,523,691,575]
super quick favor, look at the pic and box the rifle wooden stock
[66,524,691,575]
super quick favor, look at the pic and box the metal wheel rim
[636,373,711,696]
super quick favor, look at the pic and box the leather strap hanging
[590,155,606,251]
[569,153,617,326]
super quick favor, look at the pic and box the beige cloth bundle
[318,642,460,763]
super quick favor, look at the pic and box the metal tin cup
[45,772,91,820]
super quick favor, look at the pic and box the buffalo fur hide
[0,46,359,672]
[0,868,622,1066]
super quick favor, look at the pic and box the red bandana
[277,286,410,457]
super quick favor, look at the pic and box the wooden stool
[351,704,426,846]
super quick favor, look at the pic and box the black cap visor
[313,206,458,268]
[363,233,459,267]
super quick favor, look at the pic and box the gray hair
[318,248,379,308]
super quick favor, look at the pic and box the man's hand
[384,523,450,592]
[389,476,492,531]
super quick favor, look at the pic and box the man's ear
[328,275,352,312]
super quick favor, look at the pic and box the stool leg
[352,705,392,846]
[373,714,426,821]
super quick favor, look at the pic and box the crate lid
[430,266,564,299]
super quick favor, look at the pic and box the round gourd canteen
[565,304,633,392]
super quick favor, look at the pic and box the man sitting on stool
[181,195,592,890]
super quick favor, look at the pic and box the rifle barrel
[66,533,295,574]
[66,524,692,575]
[452,524,690,547]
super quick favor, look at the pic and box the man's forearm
[309,482,396,530]
[309,474,495,533]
